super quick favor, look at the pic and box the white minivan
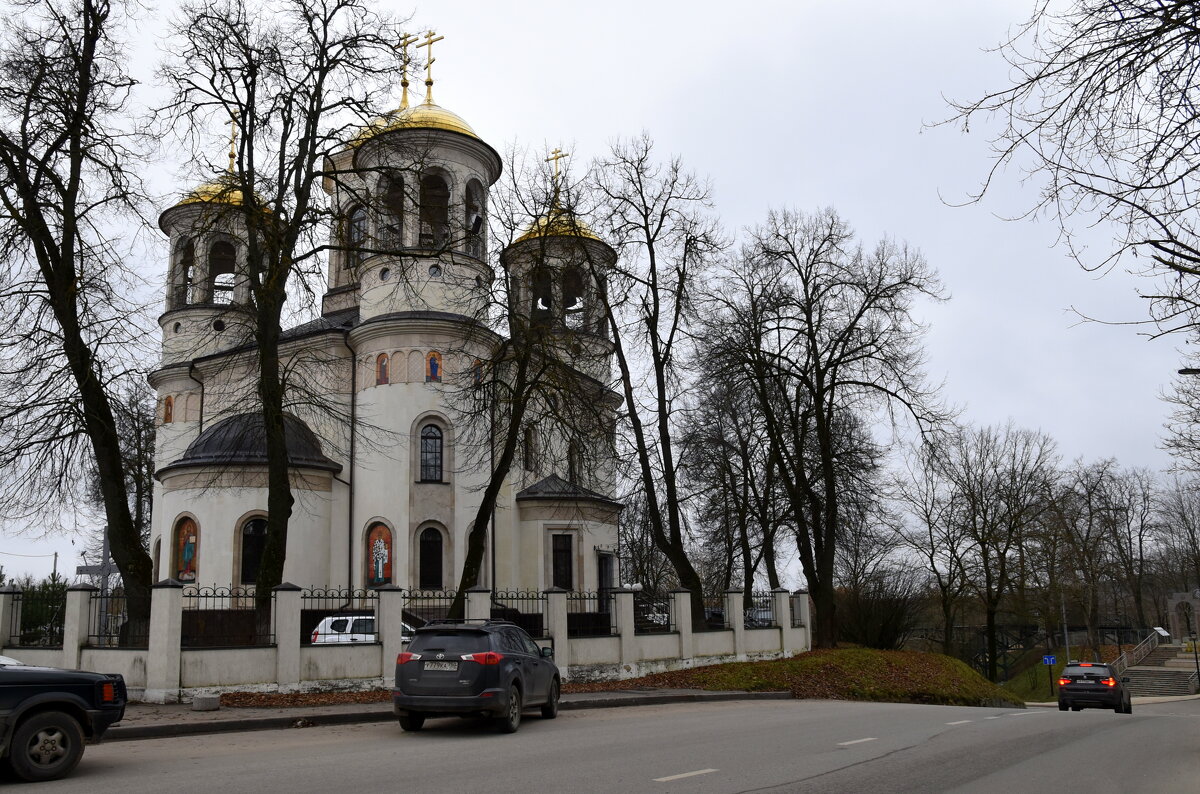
[310,616,415,644]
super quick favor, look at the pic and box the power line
[0,550,61,558]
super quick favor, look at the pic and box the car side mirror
[540,646,554,658]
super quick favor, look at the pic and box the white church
[146,58,623,597]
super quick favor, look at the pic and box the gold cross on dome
[546,148,570,183]
[421,31,445,104]
[395,32,420,109]
[224,111,239,173]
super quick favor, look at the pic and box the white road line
[946,720,972,725]
[653,769,718,783]
[837,737,878,746]
[985,716,1001,720]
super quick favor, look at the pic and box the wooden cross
[421,31,445,103]
[395,33,420,109]
[546,148,570,184]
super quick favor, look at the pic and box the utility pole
[52,551,58,581]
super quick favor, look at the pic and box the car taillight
[460,651,503,665]
[311,629,319,643]
[98,682,116,703]
[1102,677,1117,687]
[397,652,422,664]
[1057,677,1070,687]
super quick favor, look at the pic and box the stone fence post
[543,588,569,677]
[792,590,811,652]
[466,587,492,622]
[615,588,635,670]
[773,587,803,656]
[62,584,96,669]
[0,585,20,650]
[144,579,184,704]
[376,585,406,684]
[672,590,694,662]
[273,583,302,693]
[726,589,746,661]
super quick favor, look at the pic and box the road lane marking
[837,737,877,746]
[653,769,718,782]
[946,720,972,725]
[985,716,1001,720]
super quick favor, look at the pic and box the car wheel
[9,711,84,782]
[1070,706,1081,712]
[1124,701,1133,714]
[496,685,521,734]
[541,678,560,719]
[398,713,425,732]
[1058,702,1068,711]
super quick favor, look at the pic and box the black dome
[159,412,342,475]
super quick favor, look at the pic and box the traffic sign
[1042,655,1056,665]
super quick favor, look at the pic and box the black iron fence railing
[13,589,66,648]
[746,592,778,628]
[181,586,275,648]
[302,588,378,645]
[403,590,457,627]
[634,591,674,634]
[567,591,616,637]
[86,593,150,649]
[491,590,547,638]
[699,595,728,631]
[790,594,806,627]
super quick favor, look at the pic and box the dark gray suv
[392,620,560,733]
[1057,662,1132,713]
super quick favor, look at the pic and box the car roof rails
[419,618,517,628]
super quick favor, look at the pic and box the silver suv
[310,616,415,644]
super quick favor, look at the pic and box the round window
[428,264,443,278]
[173,322,182,334]
[213,319,226,332]
[475,275,483,287]
[380,267,391,281]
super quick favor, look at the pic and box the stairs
[1124,645,1200,697]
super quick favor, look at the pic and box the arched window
[563,267,585,329]
[419,174,449,248]
[420,425,443,482]
[346,205,368,269]
[175,239,195,307]
[381,174,404,247]
[523,425,536,472]
[568,439,581,483]
[472,359,483,387]
[426,351,442,383]
[209,241,236,304]
[465,180,485,259]
[531,268,553,325]
[152,538,162,582]
[163,396,174,424]
[418,527,443,590]
[173,517,199,583]
[375,353,390,385]
[366,523,393,586]
[240,517,268,586]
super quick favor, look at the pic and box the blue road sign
[1043,655,1056,665]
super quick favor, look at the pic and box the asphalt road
[5,699,1199,792]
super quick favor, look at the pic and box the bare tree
[941,422,1058,680]
[712,207,948,647]
[1107,466,1158,630]
[160,0,400,599]
[0,0,152,611]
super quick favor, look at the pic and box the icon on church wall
[426,352,441,382]
[175,518,198,582]
[367,523,392,586]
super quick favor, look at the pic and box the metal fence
[567,591,616,637]
[491,590,547,638]
[12,588,66,648]
[181,586,275,648]
[86,592,151,649]
[402,589,457,627]
[633,591,674,634]
[746,592,778,628]
[698,595,728,631]
[302,588,377,645]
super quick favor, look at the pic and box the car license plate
[424,661,457,672]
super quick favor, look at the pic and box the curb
[105,690,793,742]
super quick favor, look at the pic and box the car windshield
[409,630,489,655]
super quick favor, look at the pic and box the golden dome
[174,174,255,208]
[355,101,480,145]
[514,205,602,244]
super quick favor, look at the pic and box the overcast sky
[1,0,1184,581]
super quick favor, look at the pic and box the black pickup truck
[0,656,126,782]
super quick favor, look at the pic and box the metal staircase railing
[1111,630,1158,676]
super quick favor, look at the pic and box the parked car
[392,620,560,733]
[1058,661,1132,714]
[310,616,415,644]
[0,656,22,666]
[744,607,775,628]
[0,662,126,782]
